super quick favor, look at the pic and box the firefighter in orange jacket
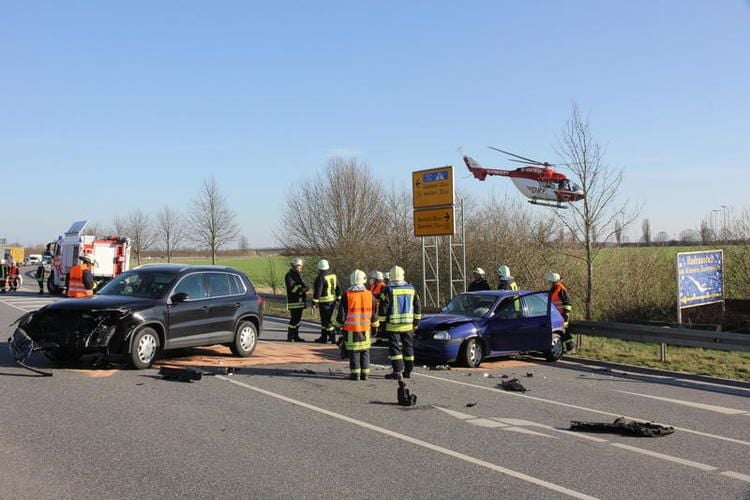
[367,270,386,344]
[334,269,379,380]
[67,255,97,298]
[546,271,574,351]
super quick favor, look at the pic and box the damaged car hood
[43,295,159,312]
[418,314,479,330]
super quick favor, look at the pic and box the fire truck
[45,220,131,295]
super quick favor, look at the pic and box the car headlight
[432,330,451,341]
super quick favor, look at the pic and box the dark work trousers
[288,308,304,340]
[37,278,44,293]
[318,302,336,341]
[349,349,370,377]
[388,331,415,375]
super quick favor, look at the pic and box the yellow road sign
[414,206,455,237]
[412,166,454,209]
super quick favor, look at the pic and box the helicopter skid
[529,199,568,209]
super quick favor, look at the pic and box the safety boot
[384,372,402,380]
[349,373,359,381]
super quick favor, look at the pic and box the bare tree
[125,209,155,266]
[679,228,700,243]
[655,231,670,245]
[278,156,385,272]
[84,221,111,237]
[112,216,128,236]
[238,235,250,255]
[188,177,240,264]
[699,219,713,245]
[551,103,638,320]
[641,218,651,245]
[155,205,185,263]
[614,219,623,246]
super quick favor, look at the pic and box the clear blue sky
[2,1,748,246]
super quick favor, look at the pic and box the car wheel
[47,275,63,295]
[545,333,564,362]
[460,338,483,368]
[230,321,257,357]
[130,327,159,369]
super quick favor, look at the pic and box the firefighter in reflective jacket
[285,258,308,342]
[367,270,386,344]
[497,265,518,291]
[334,269,379,380]
[312,259,341,344]
[67,255,96,298]
[378,265,422,379]
[546,271,574,351]
[36,263,46,294]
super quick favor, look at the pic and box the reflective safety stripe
[343,290,374,333]
[319,274,337,303]
[68,265,93,298]
[288,300,305,310]
[389,288,415,324]
[389,354,404,361]
[404,355,414,361]
[345,330,371,351]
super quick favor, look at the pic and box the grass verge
[574,336,750,381]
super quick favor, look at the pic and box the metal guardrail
[570,320,750,352]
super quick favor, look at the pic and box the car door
[487,295,524,353]
[204,272,241,343]
[517,292,554,352]
[167,272,211,348]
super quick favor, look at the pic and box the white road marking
[720,471,750,483]
[464,418,508,429]
[415,371,750,448]
[218,376,598,500]
[503,427,557,438]
[609,443,717,471]
[616,390,749,415]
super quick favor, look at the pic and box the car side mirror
[171,292,189,303]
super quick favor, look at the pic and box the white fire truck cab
[45,220,131,295]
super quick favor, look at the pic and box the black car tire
[230,320,257,357]
[460,338,483,368]
[545,332,564,362]
[47,275,63,295]
[129,327,160,369]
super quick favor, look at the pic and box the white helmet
[473,267,485,277]
[0,259,5,265]
[389,265,405,282]
[80,254,96,266]
[290,257,303,267]
[317,259,330,271]
[375,271,384,280]
[545,271,561,283]
[350,269,367,286]
[498,265,511,279]
[369,270,378,279]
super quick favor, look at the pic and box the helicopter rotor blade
[488,146,544,165]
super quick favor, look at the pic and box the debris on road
[465,401,478,407]
[569,417,675,437]
[525,372,534,378]
[8,327,53,377]
[397,381,418,406]
[158,366,202,382]
[295,368,316,375]
[499,378,528,392]
[429,365,451,371]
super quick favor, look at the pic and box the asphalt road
[1,270,749,499]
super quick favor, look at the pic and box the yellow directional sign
[412,166,454,209]
[414,206,455,237]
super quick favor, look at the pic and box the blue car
[413,290,566,367]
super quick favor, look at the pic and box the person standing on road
[284,258,309,342]
[334,269,379,380]
[467,267,490,291]
[546,271,574,352]
[36,262,46,294]
[367,271,387,345]
[0,259,8,293]
[7,261,20,292]
[312,259,341,344]
[67,254,96,298]
[497,265,518,291]
[378,265,422,380]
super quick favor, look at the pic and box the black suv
[14,264,263,369]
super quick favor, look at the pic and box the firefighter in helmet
[334,269,379,380]
[312,259,341,344]
[67,254,97,298]
[378,265,422,379]
[284,258,309,342]
[467,267,490,291]
[546,271,574,351]
[497,265,518,291]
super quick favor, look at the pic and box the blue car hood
[419,314,478,330]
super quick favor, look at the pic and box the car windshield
[97,271,178,299]
[441,293,498,318]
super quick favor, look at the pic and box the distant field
[159,255,291,292]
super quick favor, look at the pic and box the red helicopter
[463,146,585,208]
